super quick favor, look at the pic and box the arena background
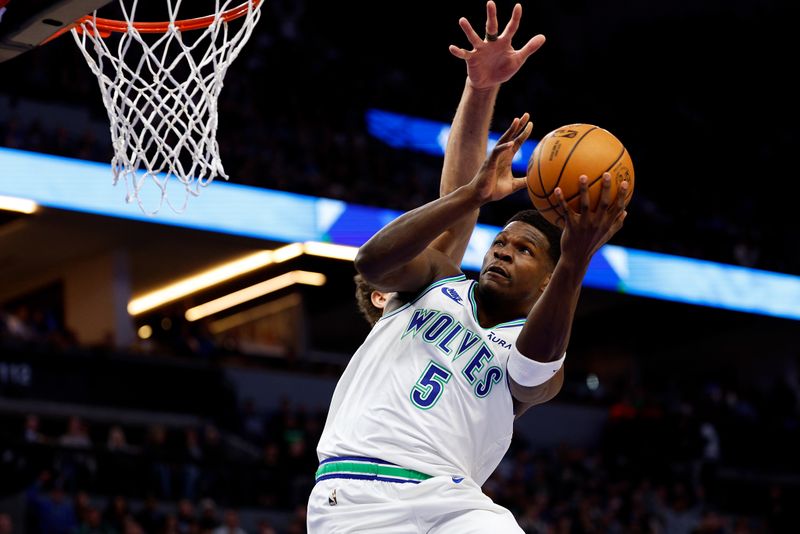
[0,1,798,533]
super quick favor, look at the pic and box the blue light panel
[366,108,537,173]
[1,146,798,320]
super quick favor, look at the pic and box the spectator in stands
[56,416,95,492]
[58,416,91,448]
[3,305,36,342]
[74,506,114,534]
[26,471,78,534]
[175,499,196,534]
[239,399,265,444]
[103,496,130,533]
[73,492,92,527]
[255,520,276,534]
[144,425,173,499]
[286,506,306,534]
[121,516,145,534]
[212,510,247,534]
[0,514,12,534]
[162,514,180,534]
[200,425,225,499]
[177,428,204,501]
[254,443,288,508]
[133,494,164,534]
[24,414,46,444]
[198,499,220,532]
[103,426,139,497]
[653,483,704,534]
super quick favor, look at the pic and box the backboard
[0,0,111,63]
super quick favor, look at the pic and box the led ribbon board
[365,108,537,173]
[1,146,799,320]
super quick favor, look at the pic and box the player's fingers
[501,3,522,39]
[518,34,546,59]
[459,17,483,48]
[513,122,533,150]
[598,173,613,212]
[485,1,499,37]
[554,187,574,218]
[517,112,531,131]
[604,184,627,225]
[511,177,528,193]
[578,175,590,214]
[497,117,521,144]
[448,45,471,60]
[603,211,627,241]
[616,180,629,209]
[490,140,515,159]
[487,141,515,174]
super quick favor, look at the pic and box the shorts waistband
[315,456,433,485]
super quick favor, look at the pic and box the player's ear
[371,290,388,310]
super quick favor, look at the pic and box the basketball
[526,124,634,226]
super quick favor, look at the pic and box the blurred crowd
[1,2,799,532]
[2,383,797,533]
[0,1,796,275]
[0,406,315,533]
[0,306,78,352]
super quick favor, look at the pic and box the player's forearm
[441,79,499,196]
[355,185,482,280]
[431,81,499,262]
[516,257,590,363]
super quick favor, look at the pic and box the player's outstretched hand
[469,114,532,204]
[449,1,546,90]
[554,174,628,261]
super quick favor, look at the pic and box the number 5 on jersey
[410,361,452,410]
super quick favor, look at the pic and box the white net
[71,1,263,214]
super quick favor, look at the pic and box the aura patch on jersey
[487,331,513,349]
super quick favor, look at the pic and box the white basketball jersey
[317,275,527,486]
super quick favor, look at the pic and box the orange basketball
[526,124,634,226]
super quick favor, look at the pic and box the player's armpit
[509,366,565,417]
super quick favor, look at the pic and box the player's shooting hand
[449,1,546,90]
[555,174,628,262]
[469,114,532,204]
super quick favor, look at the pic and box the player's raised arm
[355,116,532,294]
[508,174,628,405]
[432,1,545,263]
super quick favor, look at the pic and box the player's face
[478,221,554,302]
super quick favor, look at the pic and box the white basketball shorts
[306,456,522,533]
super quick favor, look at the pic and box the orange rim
[80,0,262,33]
[41,0,262,44]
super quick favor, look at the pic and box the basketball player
[353,1,546,329]
[310,112,628,532]
[307,5,625,534]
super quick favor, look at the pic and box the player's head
[477,209,562,306]
[354,274,395,327]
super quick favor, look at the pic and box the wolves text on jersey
[402,307,508,408]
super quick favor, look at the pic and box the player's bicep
[509,366,565,417]
[429,210,479,266]
[361,247,461,294]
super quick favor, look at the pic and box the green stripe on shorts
[315,460,432,483]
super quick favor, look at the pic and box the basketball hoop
[70,1,263,214]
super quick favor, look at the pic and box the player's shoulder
[411,273,471,304]
[378,274,472,323]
